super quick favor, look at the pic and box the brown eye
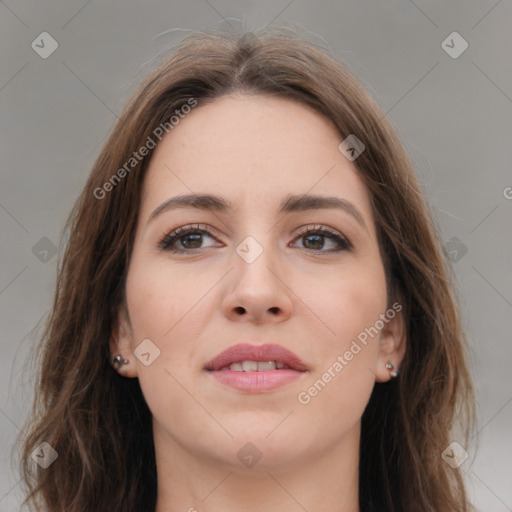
[292,226,352,253]
[159,225,219,253]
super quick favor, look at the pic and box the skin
[111,94,406,512]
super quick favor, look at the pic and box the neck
[153,421,361,512]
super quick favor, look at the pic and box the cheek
[124,250,212,372]
[123,260,207,430]
[125,255,197,342]
[300,255,388,352]
[295,360,375,452]
[293,275,386,443]
[291,256,387,414]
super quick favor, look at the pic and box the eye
[158,223,352,254]
[291,225,352,253]
[158,224,220,253]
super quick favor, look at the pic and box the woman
[18,26,475,512]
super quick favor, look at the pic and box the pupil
[183,233,202,248]
[305,234,323,249]
[179,233,327,250]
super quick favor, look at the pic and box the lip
[204,343,309,372]
[204,343,309,393]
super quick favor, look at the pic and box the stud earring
[112,355,128,369]
[385,361,399,378]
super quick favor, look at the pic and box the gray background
[1,1,511,511]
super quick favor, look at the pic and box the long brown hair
[18,26,476,512]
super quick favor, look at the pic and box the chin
[214,428,312,470]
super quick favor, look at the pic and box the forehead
[140,94,373,226]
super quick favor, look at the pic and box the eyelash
[158,223,352,254]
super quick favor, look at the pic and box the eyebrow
[147,193,368,231]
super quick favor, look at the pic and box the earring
[112,355,128,369]
[385,361,399,378]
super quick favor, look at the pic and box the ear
[109,305,138,378]
[374,304,406,383]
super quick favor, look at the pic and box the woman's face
[112,94,405,471]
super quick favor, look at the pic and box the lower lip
[208,369,306,392]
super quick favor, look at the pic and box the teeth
[225,360,288,372]
[257,361,276,371]
[241,360,258,372]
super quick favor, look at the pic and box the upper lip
[204,343,309,372]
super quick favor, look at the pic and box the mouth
[216,360,295,371]
[204,343,309,392]
[204,343,309,372]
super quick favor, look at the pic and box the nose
[221,241,293,325]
